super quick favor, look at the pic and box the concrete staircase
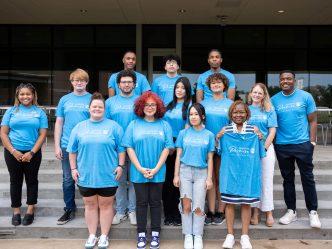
[0,145,331,240]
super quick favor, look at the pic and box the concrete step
[273,169,332,184]
[0,216,331,240]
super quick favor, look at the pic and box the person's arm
[227,88,235,101]
[205,152,214,190]
[196,90,204,103]
[264,127,276,150]
[0,126,23,161]
[149,148,170,178]
[69,152,79,183]
[173,148,182,187]
[308,112,317,144]
[54,117,64,160]
[253,126,264,141]
[21,128,47,162]
[114,151,126,180]
[127,147,150,177]
[108,88,115,97]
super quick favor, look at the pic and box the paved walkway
[0,239,331,249]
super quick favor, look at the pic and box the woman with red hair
[122,91,174,249]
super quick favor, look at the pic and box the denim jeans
[115,156,136,214]
[61,148,76,211]
[179,164,207,236]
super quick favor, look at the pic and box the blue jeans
[115,157,136,214]
[61,148,76,211]
[179,164,207,236]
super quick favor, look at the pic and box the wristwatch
[29,151,35,157]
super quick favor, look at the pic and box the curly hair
[228,100,251,121]
[206,73,229,92]
[134,92,166,119]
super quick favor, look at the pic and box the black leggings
[4,149,42,208]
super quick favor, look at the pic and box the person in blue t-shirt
[218,101,265,249]
[151,54,181,105]
[105,69,139,226]
[54,68,92,225]
[67,92,126,249]
[173,103,214,249]
[271,70,321,229]
[108,51,151,97]
[248,83,277,227]
[201,72,233,226]
[196,49,236,102]
[162,77,192,227]
[1,83,48,226]
[121,92,174,249]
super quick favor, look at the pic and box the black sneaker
[12,214,21,226]
[212,212,225,225]
[164,216,173,226]
[205,212,213,225]
[22,213,34,226]
[57,210,75,225]
[173,216,182,226]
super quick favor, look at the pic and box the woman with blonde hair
[248,83,277,227]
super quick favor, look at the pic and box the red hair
[134,92,166,119]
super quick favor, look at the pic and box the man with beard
[196,49,236,102]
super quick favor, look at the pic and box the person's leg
[4,149,24,213]
[126,156,136,214]
[83,195,99,235]
[24,150,42,214]
[98,195,115,236]
[241,204,251,235]
[162,152,175,223]
[149,182,163,233]
[206,156,218,219]
[179,164,193,236]
[275,144,296,211]
[294,142,318,212]
[225,204,235,235]
[115,164,128,215]
[134,183,149,234]
[61,148,76,211]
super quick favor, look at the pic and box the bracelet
[11,148,17,154]
[118,165,125,169]
[71,168,77,171]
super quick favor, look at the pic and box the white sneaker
[279,209,297,225]
[112,213,127,225]
[240,235,252,249]
[98,234,109,249]
[194,235,203,249]
[309,210,322,228]
[222,234,235,249]
[85,234,98,249]
[129,212,137,225]
[184,234,194,249]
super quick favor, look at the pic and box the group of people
[0,49,322,249]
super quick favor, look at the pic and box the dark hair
[134,92,166,119]
[163,54,181,67]
[279,70,295,78]
[123,50,136,57]
[14,83,38,109]
[116,69,137,84]
[208,49,222,58]
[89,92,105,107]
[228,100,251,121]
[206,73,229,92]
[188,103,206,125]
[166,77,192,120]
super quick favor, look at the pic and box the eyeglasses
[119,81,134,84]
[144,103,157,108]
[166,60,178,65]
[71,79,87,84]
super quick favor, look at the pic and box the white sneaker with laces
[129,212,137,225]
[240,235,252,249]
[85,234,98,249]
[279,209,297,225]
[98,234,109,249]
[184,234,194,249]
[194,235,203,249]
[112,213,127,225]
[309,210,322,228]
[222,234,235,249]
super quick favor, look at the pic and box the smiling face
[251,85,265,105]
[17,87,34,107]
[123,52,136,70]
[89,99,105,121]
[231,103,248,125]
[175,82,186,100]
[118,76,135,95]
[279,72,296,94]
[143,98,157,118]
[210,79,225,94]
[189,106,203,127]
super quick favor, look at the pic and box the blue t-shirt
[66,119,125,188]
[151,75,181,105]
[1,105,48,151]
[121,118,174,183]
[219,132,266,198]
[202,98,233,136]
[176,127,215,168]
[248,105,278,143]
[108,71,151,96]
[56,92,92,148]
[196,69,236,99]
[105,94,138,130]
[164,102,189,138]
[271,89,316,144]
